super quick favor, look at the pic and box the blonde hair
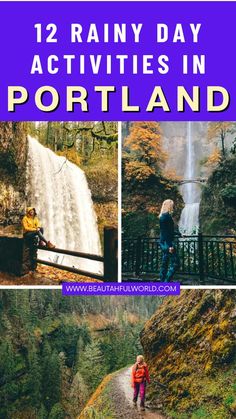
[136,355,144,363]
[159,199,174,217]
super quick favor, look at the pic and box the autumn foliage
[207,122,235,156]
[206,147,222,168]
[124,122,166,182]
[122,122,184,237]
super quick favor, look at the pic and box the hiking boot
[47,241,56,249]
[140,401,145,411]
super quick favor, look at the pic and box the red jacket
[131,362,150,387]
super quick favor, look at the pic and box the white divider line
[181,285,236,289]
[0,285,62,289]
[118,121,122,282]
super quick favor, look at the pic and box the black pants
[160,242,180,281]
[24,228,47,245]
[23,228,47,271]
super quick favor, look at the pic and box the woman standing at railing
[159,199,180,282]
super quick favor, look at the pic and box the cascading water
[179,122,201,234]
[26,136,102,274]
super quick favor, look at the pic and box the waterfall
[26,136,102,274]
[179,122,201,234]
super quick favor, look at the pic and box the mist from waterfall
[179,122,201,234]
[26,136,102,274]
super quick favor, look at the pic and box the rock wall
[140,290,236,418]
[78,373,115,419]
[83,162,118,244]
[200,156,236,234]
[0,122,27,225]
[0,235,35,275]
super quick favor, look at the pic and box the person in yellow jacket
[22,207,55,248]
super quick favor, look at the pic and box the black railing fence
[122,234,236,282]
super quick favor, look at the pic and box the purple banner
[62,282,180,296]
[0,2,235,120]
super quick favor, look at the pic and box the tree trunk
[221,131,225,157]
[46,122,51,146]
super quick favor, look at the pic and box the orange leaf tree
[123,122,166,182]
[206,147,222,169]
[207,122,236,157]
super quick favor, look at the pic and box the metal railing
[122,234,236,283]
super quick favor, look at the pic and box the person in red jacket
[131,355,150,411]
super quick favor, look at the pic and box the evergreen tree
[0,340,20,417]
[28,342,42,408]
[79,339,106,391]
[42,345,61,411]
[48,403,65,419]
[38,403,48,419]
[30,290,40,325]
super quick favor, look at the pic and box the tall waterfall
[26,136,102,274]
[179,122,201,234]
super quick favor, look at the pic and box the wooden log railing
[36,247,104,281]
[37,226,118,281]
[0,226,118,282]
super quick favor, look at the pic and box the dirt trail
[111,367,166,419]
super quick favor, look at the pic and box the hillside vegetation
[200,156,236,235]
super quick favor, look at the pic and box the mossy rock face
[0,181,25,225]
[84,164,117,203]
[141,290,236,418]
[211,337,235,364]
[0,123,28,225]
[229,400,236,415]
[0,122,27,175]
[200,157,236,234]
[79,373,115,419]
[82,158,118,241]
[94,202,117,246]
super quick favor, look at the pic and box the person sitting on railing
[22,207,55,249]
[159,199,180,282]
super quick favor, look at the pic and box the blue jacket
[159,212,175,247]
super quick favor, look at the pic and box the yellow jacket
[22,207,41,234]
